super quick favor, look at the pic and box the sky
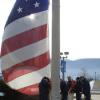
[0,0,100,60]
[60,0,100,60]
[65,59,100,80]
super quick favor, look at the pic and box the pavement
[91,94,100,100]
[79,94,100,100]
[73,93,100,100]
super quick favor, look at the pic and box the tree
[78,67,93,81]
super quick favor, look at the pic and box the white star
[17,7,23,13]
[33,1,40,8]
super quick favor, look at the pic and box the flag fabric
[1,0,50,95]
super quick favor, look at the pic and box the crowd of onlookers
[38,76,91,100]
[60,76,91,100]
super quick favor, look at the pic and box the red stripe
[3,52,50,82]
[1,24,48,56]
[18,84,39,95]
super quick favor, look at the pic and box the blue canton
[5,0,49,27]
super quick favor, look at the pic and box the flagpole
[51,0,60,100]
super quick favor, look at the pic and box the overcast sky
[61,0,100,60]
[0,0,100,60]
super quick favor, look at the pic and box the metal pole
[62,57,65,80]
[95,72,96,81]
[51,0,60,100]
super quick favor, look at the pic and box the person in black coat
[60,79,68,100]
[81,77,91,100]
[75,77,82,100]
[0,80,39,100]
[39,77,51,100]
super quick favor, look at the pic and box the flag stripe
[7,64,51,89]
[1,38,49,70]
[18,84,39,95]
[3,52,50,82]
[3,11,48,41]
[1,24,48,56]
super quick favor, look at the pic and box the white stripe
[1,38,49,70]
[7,64,51,89]
[3,10,48,41]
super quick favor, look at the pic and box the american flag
[1,0,51,95]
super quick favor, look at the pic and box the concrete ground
[91,94,100,100]
[73,94,100,100]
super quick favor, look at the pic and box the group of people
[38,76,91,100]
[60,76,91,100]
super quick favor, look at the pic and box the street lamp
[60,52,69,80]
[95,72,96,81]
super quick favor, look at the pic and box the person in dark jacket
[81,77,91,100]
[60,79,68,100]
[39,77,51,100]
[0,80,39,100]
[75,77,82,100]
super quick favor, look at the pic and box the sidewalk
[73,94,100,100]
[91,94,100,100]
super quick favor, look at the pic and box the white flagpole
[51,0,60,100]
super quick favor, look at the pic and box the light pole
[60,52,69,80]
[95,72,96,81]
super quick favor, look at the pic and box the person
[75,77,82,100]
[39,77,51,100]
[67,76,76,100]
[81,76,91,100]
[60,79,68,100]
[0,80,39,100]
